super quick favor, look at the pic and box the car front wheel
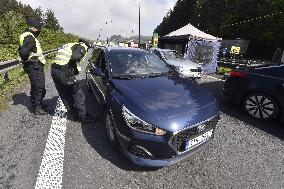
[242,93,279,121]
[105,108,119,148]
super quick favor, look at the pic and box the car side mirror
[91,68,104,77]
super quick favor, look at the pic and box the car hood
[112,75,218,132]
[166,59,202,69]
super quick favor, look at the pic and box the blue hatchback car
[86,47,219,167]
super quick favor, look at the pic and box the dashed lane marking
[35,98,67,189]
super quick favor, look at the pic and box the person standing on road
[51,39,92,122]
[18,18,48,115]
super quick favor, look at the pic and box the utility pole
[139,3,141,47]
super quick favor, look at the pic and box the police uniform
[51,40,89,120]
[18,19,47,115]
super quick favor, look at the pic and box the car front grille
[169,116,219,153]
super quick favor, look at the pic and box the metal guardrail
[0,49,59,83]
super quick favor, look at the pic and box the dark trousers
[51,67,86,118]
[23,61,46,107]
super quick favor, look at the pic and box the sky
[18,0,177,40]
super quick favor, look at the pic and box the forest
[154,0,284,60]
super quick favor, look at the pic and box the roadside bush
[216,67,232,75]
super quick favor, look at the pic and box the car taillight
[229,71,247,78]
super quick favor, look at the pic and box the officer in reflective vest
[51,39,91,121]
[19,18,47,115]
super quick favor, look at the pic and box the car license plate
[185,129,213,150]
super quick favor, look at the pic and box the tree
[44,9,61,30]
[0,11,26,45]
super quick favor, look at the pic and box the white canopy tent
[165,23,221,41]
[161,23,222,74]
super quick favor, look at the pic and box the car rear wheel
[242,93,279,121]
[105,108,119,148]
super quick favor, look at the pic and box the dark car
[223,64,284,121]
[86,47,219,167]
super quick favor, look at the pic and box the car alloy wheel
[243,93,279,120]
[105,109,118,147]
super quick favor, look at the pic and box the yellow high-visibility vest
[52,43,88,72]
[19,32,46,64]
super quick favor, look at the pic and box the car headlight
[122,106,166,136]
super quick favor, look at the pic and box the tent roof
[165,23,221,40]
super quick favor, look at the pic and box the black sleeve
[18,35,36,61]
[70,44,86,62]
[68,44,87,75]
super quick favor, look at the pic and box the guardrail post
[4,72,10,83]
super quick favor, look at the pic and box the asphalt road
[0,52,283,189]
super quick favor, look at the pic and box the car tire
[105,108,119,148]
[242,93,279,121]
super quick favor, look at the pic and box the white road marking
[35,98,67,189]
[203,75,225,81]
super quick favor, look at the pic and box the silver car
[150,48,203,79]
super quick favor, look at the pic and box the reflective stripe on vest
[19,32,46,64]
[52,43,88,72]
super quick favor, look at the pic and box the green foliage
[39,29,78,51]
[0,11,26,45]
[44,9,62,31]
[216,67,232,75]
[0,0,63,30]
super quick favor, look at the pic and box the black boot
[67,108,83,122]
[41,102,49,111]
[33,106,48,115]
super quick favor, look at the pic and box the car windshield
[109,50,173,78]
[161,50,183,60]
